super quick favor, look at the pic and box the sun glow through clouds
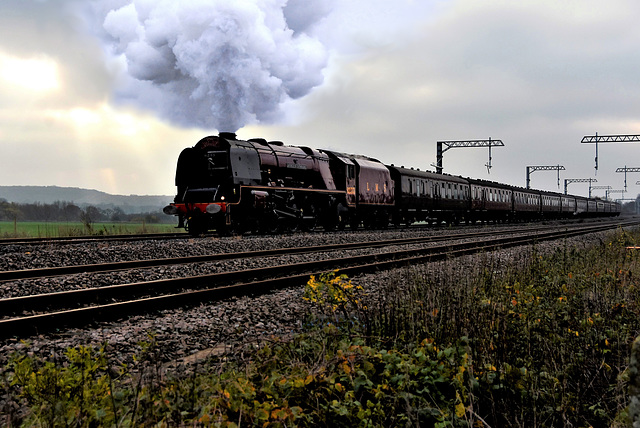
[0,53,60,92]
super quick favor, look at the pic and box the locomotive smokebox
[219,132,237,140]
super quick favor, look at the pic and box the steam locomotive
[163,132,621,236]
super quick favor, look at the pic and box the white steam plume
[93,0,329,131]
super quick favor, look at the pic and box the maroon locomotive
[164,133,393,235]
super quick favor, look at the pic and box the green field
[0,221,181,238]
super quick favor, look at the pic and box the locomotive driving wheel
[186,217,207,237]
[301,205,317,231]
[263,209,281,234]
[284,203,300,233]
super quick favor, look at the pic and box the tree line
[0,199,170,224]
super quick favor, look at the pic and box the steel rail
[0,226,557,281]
[0,220,632,282]
[0,232,188,246]
[0,221,636,339]
[0,217,615,247]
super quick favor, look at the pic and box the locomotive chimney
[219,132,237,140]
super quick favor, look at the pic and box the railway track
[0,219,637,339]
[0,231,188,246]
[0,221,612,282]
[0,217,612,247]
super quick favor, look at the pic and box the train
[163,132,621,236]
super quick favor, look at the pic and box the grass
[1,228,639,426]
[0,221,180,239]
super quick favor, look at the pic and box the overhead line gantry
[606,189,625,200]
[581,133,640,173]
[435,138,504,175]
[590,185,612,197]
[563,178,597,196]
[615,166,640,191]
[526,165,565,189]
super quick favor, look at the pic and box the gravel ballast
[0,222,627,370]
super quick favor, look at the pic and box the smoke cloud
[91,0,329,131]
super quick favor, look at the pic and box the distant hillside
[0,186,173,214]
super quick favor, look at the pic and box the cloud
[88,0,330,132]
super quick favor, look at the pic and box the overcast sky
[1,0,639,200]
